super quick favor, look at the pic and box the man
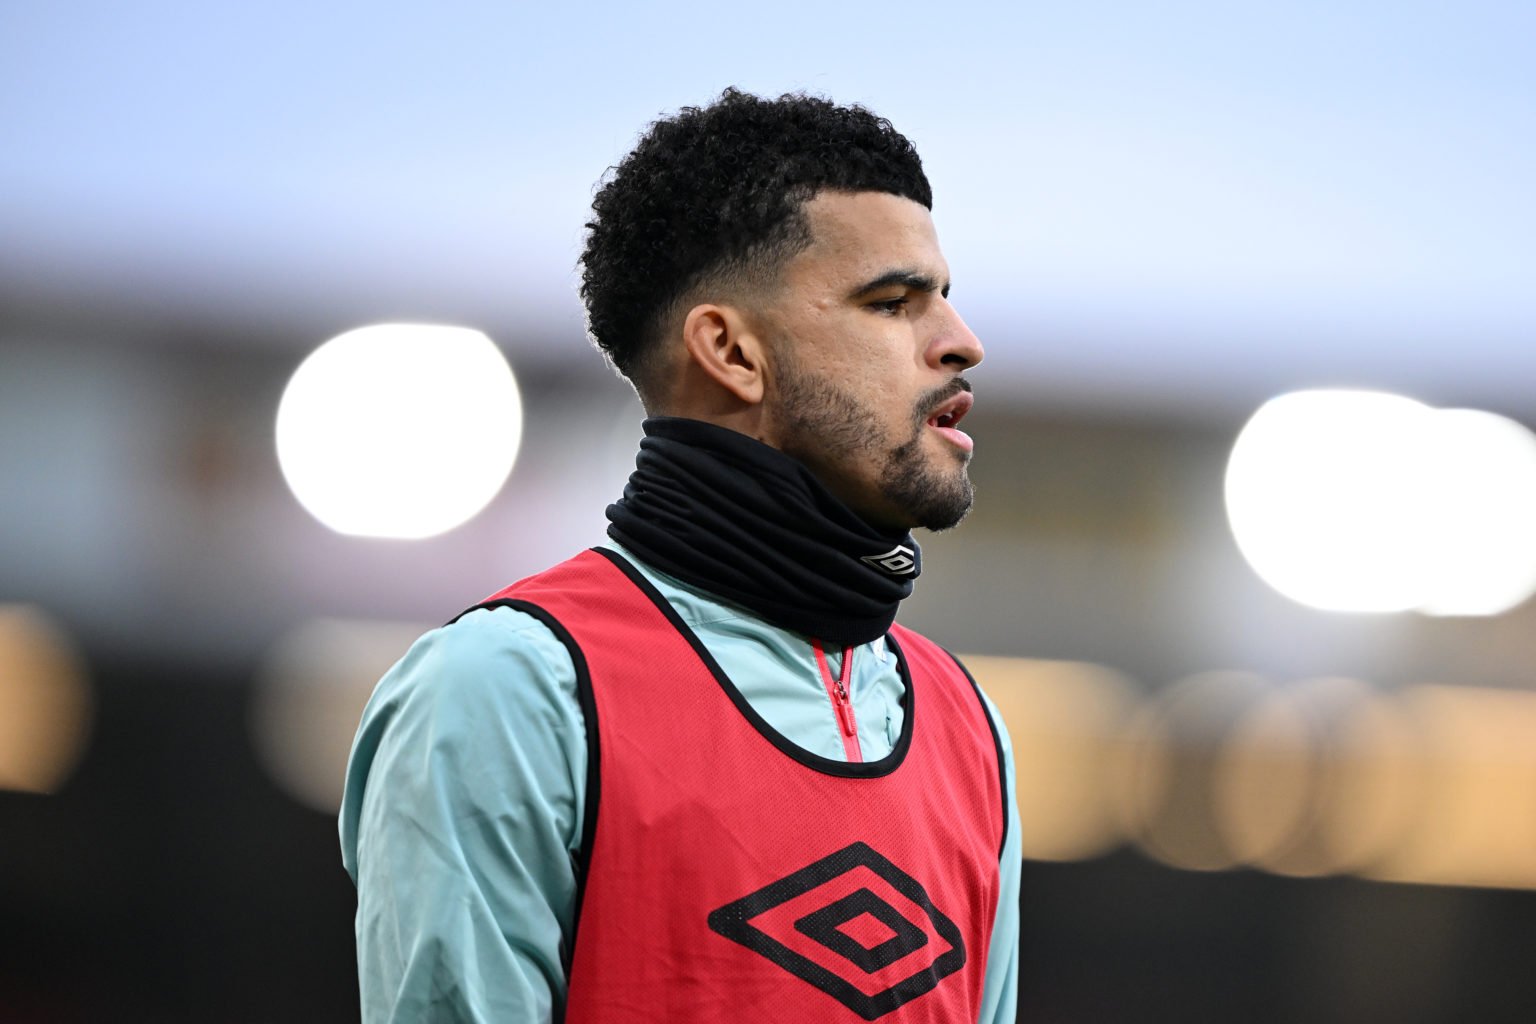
[340,88,1020,1023]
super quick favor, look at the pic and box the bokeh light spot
[1114,671,1270,872]
[1365,685,1536,890]
[252,618,428,814]
[0,605,93,794]
[966,656,1137,861]
[275,324,522,539]
[1226,390,1536,615]
[1217,676,1398,878]
[1415,409,1536,616]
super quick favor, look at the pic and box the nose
[927,298,985,371]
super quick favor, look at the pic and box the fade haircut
[579,88,932,408]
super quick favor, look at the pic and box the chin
[891,468,974,533]
[917,494,973,532]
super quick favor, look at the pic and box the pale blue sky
[2,0,1532,414]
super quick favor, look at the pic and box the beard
[773,357,974,532]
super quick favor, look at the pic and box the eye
[869,296,909,316]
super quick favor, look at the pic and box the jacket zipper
[812,639,862,763]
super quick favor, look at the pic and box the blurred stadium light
[970,658,1536,891]
[1113,670,1271,872]
[251,617,429,814]
[1226,390,1536,615]
[1216,674,1404,877]
[964,656,1138,861]
[1367,684,1536,890]
[275,324,523,539]
[0,605,92,794]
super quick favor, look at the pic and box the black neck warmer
[606,417,922,646]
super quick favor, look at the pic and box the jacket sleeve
[978,690,1022,1024]
[338,606,587,1023]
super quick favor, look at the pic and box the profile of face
[757,191,985,533]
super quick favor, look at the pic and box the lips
[926,390,973,430]
[924,387,975,453]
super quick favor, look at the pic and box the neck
[605,417,922,645]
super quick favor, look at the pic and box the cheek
[785,316,918,400]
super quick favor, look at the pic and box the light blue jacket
[340,543,1020,1022]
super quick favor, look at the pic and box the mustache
[916,376,973,419]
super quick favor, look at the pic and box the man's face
[757,190,985,532]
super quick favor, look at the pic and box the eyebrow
[846,269,950,301]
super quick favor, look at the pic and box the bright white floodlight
[1415,408,1536,616]
[1225,390,1536,616]
[276,324,522,539]
[1226,390,1430,613]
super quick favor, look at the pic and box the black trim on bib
[592,547,916,780]
[447,598,601,988]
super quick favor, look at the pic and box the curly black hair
[579,88,932,406]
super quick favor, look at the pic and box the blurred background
[3,2,1534,1021]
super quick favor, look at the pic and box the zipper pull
[835,695,858,737]
[814,639,863,762]
[832,643,856,737]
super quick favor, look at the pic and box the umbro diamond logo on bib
[706,841,966,1020]
[860,545,917,576]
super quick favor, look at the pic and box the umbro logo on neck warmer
[860,545,917,577]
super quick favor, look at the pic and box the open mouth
[925,390,975,452]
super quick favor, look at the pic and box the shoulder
[340,604,588,874]
[345,605,583,797]
[890,628,1014,772]
[888,623,970,685]
[372,604,581,734]
[916,640,1010,745]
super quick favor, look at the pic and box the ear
[680,303,767,405]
